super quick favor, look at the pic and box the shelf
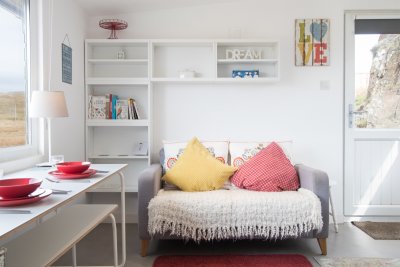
[88,186,138,193]
[217,59,278,64]
[87,119,149,127]
[87,59,148,64]
[151,77,215,83]
[216,77,279,83]
[151,78,279,83]
[86,77,149,85]
[88,155,149,159]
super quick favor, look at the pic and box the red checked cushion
[231,142,299,192]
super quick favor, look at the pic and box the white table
[0,164,127,267]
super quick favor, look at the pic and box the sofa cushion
[162,137,237,192]
[163,140,229,172]
[231,142,299,192]
[229,141,292,167]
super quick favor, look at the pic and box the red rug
[153,254,312,267]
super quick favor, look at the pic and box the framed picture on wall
[295,19,330,66]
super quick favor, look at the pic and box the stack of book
[88,94,141,120]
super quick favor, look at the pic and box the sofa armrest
[295,164,329,238]
[138,164,162,240]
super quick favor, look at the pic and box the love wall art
[295,19,330,66]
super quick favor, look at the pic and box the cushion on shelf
[231,142,299,192]
[162,137,237,192]
[229,140,293,167]
[163,140,229,172]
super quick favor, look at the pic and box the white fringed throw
[148,188,322,241]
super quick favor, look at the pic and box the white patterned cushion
[229,141,293,167]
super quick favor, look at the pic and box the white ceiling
[74,0,239,16]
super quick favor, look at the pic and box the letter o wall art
[295,19,330,66]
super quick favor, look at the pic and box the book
[87,95,92,119]
[108,94,113,119]
[111,95,118,119]
[128,98,137,120]
[132,99,141,119]
[105,94,110,119]
[116,100,129,120]
[128,98,133,120]
[91,95,107,119]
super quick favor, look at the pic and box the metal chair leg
[109,213,118,267]
[329,186,339,233]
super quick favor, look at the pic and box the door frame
[344,10,400,217]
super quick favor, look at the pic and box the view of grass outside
[0,4,28,148]
[0,92,26,147]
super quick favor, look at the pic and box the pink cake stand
[99,19,128,39]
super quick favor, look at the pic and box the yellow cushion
[162,137,237,192]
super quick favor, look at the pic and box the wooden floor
[55,223,400,267]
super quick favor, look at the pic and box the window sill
[0,154,46,175]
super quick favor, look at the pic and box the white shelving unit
[84,39,279,192]
[85,40,151,193]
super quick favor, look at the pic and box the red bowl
[56,161,91,174]
[0,178,42,198]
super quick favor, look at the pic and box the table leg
[117,171,126,267]
[72,245,77,267]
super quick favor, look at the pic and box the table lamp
[29,91,69,164]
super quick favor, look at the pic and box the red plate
[56,161,91,174]
[48,169,96,179]
[0,189,52,207]
[0,188,45,201]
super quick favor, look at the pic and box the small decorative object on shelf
[232,70,259,78]
[133,142,148,156]
[179,69,196,79]
[99,19,128,39]
[226,49,262,60]
[117,49,126,59]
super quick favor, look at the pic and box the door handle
[348,104,366,128]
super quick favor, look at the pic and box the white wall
[84,0,400,222]
[44,0,86,161]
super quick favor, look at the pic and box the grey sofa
[138,162,329,257]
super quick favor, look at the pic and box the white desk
[0,164,127,267]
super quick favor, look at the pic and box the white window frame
[0,0,45,172]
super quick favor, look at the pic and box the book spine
[112,95,118,119]
[88,95,92,119]
[133,100,140,120]
[109,94,113,119]
[105,94,110,119]
[128,98,133,120]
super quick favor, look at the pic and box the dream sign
[295,19,330,66]
[226,49,262,60]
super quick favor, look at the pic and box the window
[354,19,400,128]
[0,0,29,148]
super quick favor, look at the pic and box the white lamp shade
[29,91,69,118]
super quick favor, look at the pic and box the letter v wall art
[295,19,330,66]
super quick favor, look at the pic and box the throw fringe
[148,188,322,242]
